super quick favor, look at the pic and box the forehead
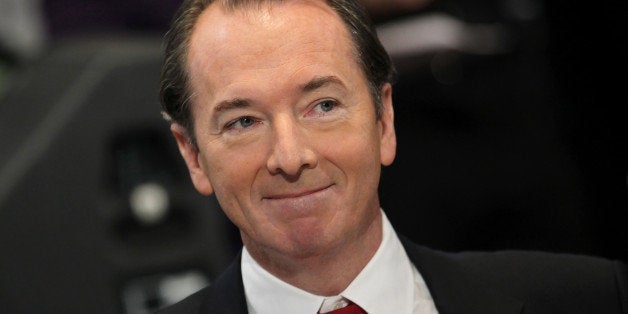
[186,0,362,100]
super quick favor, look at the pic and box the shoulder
[402,238,628,313]
[403,236,626,282]
[444,246,621,275]
[447,248,626,291]
[450,249,628,312]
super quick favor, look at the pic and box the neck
[243,211,383,296]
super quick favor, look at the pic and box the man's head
[162,0,396,263]
[160,0,395,147]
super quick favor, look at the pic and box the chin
[279,225,347,259]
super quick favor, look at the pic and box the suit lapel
[199,251,248,314]
[401,237,524,314]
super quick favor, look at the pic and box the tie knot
[320,301,366,314]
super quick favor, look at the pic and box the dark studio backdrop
[0,0,625,313]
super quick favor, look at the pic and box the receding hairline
[186,0,362,67]
[184,0,370,109]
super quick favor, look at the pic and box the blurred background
[0,0,625,313]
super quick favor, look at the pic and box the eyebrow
[301,76,345,92]
[214,98,251,113]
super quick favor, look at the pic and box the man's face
[173,0,396,259]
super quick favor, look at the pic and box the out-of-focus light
[129,182,170,225]
[158,271,209,306]
[377,13,512,57]
[122,271,209,314]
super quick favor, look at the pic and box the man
[157,0,628,313]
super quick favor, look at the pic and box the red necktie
[322,302,367,314]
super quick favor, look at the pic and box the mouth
[263,184,333,200]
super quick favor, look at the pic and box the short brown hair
[159,0,394,146]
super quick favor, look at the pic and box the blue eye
[238,117,255,127]
[316,100,336,112]
[226,116,256,130]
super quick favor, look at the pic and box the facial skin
[172,0,396,293]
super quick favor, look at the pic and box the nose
[266,116,317,178]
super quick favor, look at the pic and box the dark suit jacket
[156,237,628,313]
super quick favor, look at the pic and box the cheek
[319,124,381,180]
[202,145,265,209]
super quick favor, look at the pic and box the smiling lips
[264,185,333,200]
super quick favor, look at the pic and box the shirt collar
[341,210,415,314]
[241,243,324,314]
[241,210,416,314]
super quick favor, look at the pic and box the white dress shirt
[241,210,439,314]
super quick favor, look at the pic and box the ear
[379,83,397,166]
[170,123,214,195]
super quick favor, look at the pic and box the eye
[225,116,257,131]
[314,99,337,113]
